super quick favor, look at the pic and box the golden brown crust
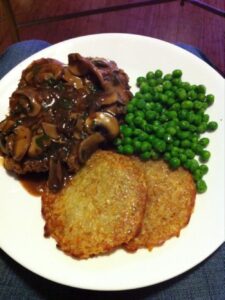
[125,160,196,252]
[42,150,147,259]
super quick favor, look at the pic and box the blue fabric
[0,40,224,300]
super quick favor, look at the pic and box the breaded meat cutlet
[42,151,147,259]
[125,160,196,252]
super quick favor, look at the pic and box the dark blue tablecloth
[0,40,224,300]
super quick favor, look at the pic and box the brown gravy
[19,173,48,197]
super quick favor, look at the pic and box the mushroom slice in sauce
[13,126,31,161]
[42,122,60,140]
[63,67,84,89]
[28,134,50,158]
[78,132,105,164]
[13,88,41,117]
[85,112,120,140]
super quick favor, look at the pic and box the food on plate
[0,54,132,192]
[42,150,147,259]
[115,69,218,193]
[125,159,196,251]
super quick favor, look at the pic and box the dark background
[0,0,224,74]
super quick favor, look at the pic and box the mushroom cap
[85,111,120,140]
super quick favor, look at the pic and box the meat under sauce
[0,53,132,192]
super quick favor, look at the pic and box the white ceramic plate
[0,33,224,291]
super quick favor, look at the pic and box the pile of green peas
[115,69,218,193]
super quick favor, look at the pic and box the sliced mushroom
[99,91,119,106]
[42,122,60,140]
[78,132,105,164]
[85,112,119,140]
[23,58,64,84]
[48,158,64,192]
[15,88,41,117]
[68,53,89,76]
[13,126,31,161]
[63,67,84,89]
[28,134,50,158]
[0,119,15,133]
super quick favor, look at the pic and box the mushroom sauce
[0,53,132,192]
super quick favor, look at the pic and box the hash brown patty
[42,151,147,259]
[125,160,196,252]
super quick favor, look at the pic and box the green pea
[133,140,142,153]
[166,127,177,136]
[122,137,133,145]
[140,82,150,94]
[179,120,190,130]
[122,126,133,137]
[196,84,206,94]
[134,116,144,127]
[143,93,153,102]
[146,71,154,80]
[177,88,187,100]
[164,152,171,161]
[206,94,215,106]
[151,150,160,160]
[171,103,181,111]
[193,168,204,181]
[194,101,203,110]
[207,121,218,131]
[202,114,209,122]
[126,102,135,113]
[169,157,181,169]
[155,69,163,78]
[196,179,207,193]
[140,151,151,160]
[138,131,149,142]
[200,150,211,162]
[199,137,209,148]
[197,123,207,134]
[181,101,194,110]
[133,128,143,137]
[172,69,182,78]
[148,79,157,87]
[153,139,166,153]
[135,92,142,99]
[170,146,180,157]
[164,134,173,144]
[186,149,195,159]
[136,99,146,109]
[137,76,146,86]
[145,110,157,121]
[193,114,202,126]
[179,153,187,163]
[154,128,165,139]
[172,78,181,87]
[181,139,191,148]
[181,82,191,91]
[141,141,152,153]
[188,90,197,100]
[163,74,172,81]
[199,164,209,175]
[163,80,172,90]
[125,113,134,124]
[123,145,134,155]
[173,140,180,147]
[117,145,124,154]
[187,159,199,172]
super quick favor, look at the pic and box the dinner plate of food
[0,33,224,291]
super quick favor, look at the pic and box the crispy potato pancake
[125,160,196,252]
[42,151,147,259]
